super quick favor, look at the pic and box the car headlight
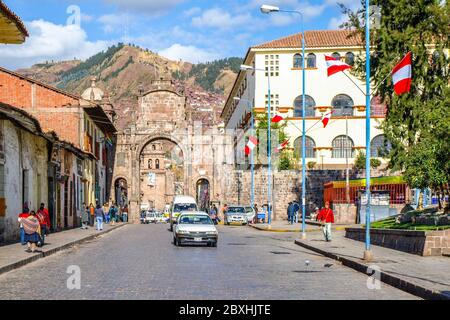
[177,230,189,234]
[206,231,218,235]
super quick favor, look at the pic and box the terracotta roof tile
[253,29,362,49]
[0,0,29,42]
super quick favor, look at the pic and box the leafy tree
[340,0,450,210]
[354,151,383,169]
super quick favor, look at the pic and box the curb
[250,224,348,233]
[0,224,128,276]
[294,239,450,300]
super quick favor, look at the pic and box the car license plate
[194,237,202,242]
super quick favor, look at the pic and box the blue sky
[1,0,361,69]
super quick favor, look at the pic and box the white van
[169,195,198,231]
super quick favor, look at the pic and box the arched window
[332,52,341,60]
[371,135,391,157]
[294,136,316,159]
[293,53,302,68]
[370,96,387,116]
[332,135,354,158]
[294,95,316,117]
[345,52,355,66]
[332,94,354,116]
[307,53,316,68]
[155,159,160,169]
[148,159,152,169]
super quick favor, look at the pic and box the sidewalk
[295,230,450,300]
[0,223,127,276]
[250,220,355,232]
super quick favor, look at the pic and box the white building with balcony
[221,30,390,170]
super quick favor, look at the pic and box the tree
[341,0,450,210]
[354,151,382,169]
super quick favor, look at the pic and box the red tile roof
[0,0,28,43]
[253,29,362,49]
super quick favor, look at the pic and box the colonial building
[222,30,390,170]
[0,67,116,234]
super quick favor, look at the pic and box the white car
[173,211,218,247]
[244,206,256,223]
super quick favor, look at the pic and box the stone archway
[134,134,189,215]
[113,177,128,208]
[196,178,211,212]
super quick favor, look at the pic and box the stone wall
[345,227,450,256]
[221,168,374,221]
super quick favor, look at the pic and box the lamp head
[240,64,253,71]
[260,4,280,14]
[233,97,241,101]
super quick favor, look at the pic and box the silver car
[224,206,248,225]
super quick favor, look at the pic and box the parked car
[173,211,218,247]
[244,206,256,223]
[145,211,157,224]
[140,210,147,224]
[224,206,248,225]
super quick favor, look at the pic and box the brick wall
[0,69,81,147]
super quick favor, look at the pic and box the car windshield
[179,215,213,225]
[174,203,197,212]
[227,207,245,214]
[245,207,253,213]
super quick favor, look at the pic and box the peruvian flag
[271,114,284,123]
[245,136,258,155]
[321,112,332,128]
[325,55,352,77]
[275,140,289,153]
[392,52,412,95]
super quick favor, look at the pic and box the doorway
[196,179,210,212]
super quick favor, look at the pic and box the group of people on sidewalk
[18,203,51,253]
[80,202,128,231]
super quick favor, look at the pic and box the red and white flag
[392,52,412,95]
[271,114,284,123]
[275,140,289,153]
[325,55,352,77]
[245,136,258,155]
[321,112,332,128]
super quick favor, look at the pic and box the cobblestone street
[0,224,417,300]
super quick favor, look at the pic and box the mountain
[16,43,241,129]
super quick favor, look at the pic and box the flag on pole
[271,114,284,123]
[325,55,352,77]
[245,136,258,155]
[321,112,332,128]
[392,52,412,95]
[275,139,289,153]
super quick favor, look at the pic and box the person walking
[253,204,259,224]
[317,201,335,242]
[210,205,218,225]
[103,203,110,224]
[22,211,41,253]
[95,204,104,231]
[81,203,89,229]
[36,203,50,247]
[122,205,128,223]
[18,204,30,245]
[287,202,295,225]
[292,201,300,224]
[109,205,116,225]
[89,203,95,226]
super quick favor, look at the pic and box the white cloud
[0,20,109,69]
[183,7,201,17]
[328,14,348,29]
[98,13,132,33]
[192,8,253,30]
[104,0,185,15]
[158,44,220,63]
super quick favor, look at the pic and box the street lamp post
[364,0,373,261]
[240,64,272,226]
[261,4,307,238]
[234,97,255,209]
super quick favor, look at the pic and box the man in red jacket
[317,201,335,242]
[36,203,51,246]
